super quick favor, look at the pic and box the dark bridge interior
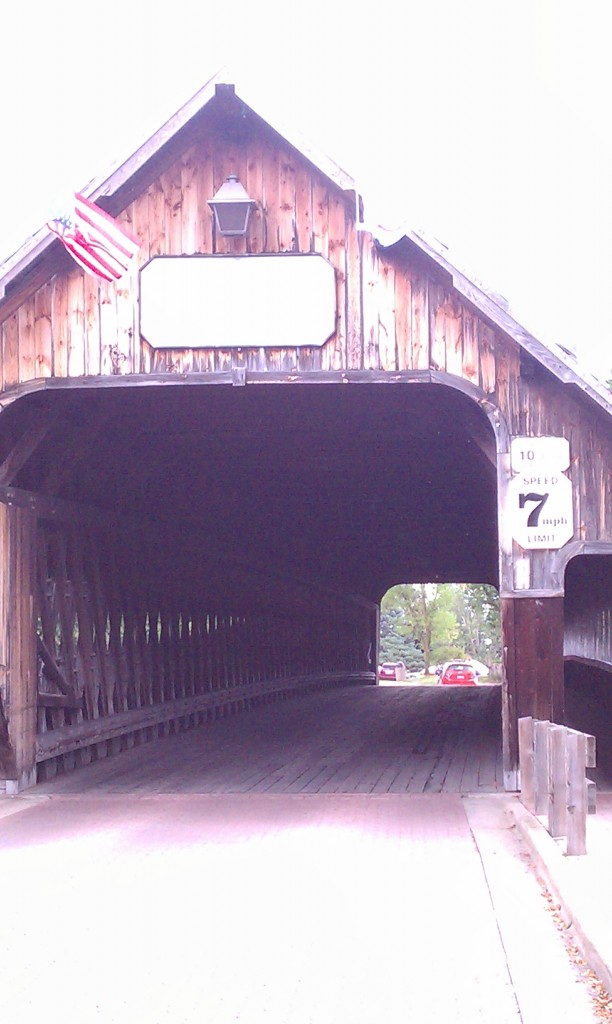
[3,381,499,604]
[1,380,501,784]
[564,554,612,784]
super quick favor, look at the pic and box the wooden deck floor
[37,683,504,795]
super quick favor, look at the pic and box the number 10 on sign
[508,437,574,550]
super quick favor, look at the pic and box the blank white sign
[140,254,336,349]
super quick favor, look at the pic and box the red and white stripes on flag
[47,193,140,283]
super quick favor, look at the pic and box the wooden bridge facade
[0,73,610,792]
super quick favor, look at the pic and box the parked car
[438,661,478,686]
[378,661,406,681]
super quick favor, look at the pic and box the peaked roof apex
[0,68,359,298]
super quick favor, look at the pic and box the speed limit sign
[507,437,574,550]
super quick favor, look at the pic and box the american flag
[47,193,140,283]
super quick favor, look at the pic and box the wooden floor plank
[35,684,504,796]
[445,748,471,792]
[407,755,438,794]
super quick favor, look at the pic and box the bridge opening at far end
[374,582,503,793]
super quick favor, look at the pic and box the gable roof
[1,69,610,420]
[375,224,612,419]
[0,68,358,302]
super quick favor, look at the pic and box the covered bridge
[0,72,610,793]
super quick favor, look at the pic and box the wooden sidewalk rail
[36,672,374,764]
[518,716,596,856]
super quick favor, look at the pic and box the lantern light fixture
[208,174,257,237]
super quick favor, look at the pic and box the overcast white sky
[1,0,610,380]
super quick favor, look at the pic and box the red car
[378,661,406,681]
[439,661,477,686]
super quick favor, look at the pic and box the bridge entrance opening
[1,377,502,793]
[375,582,503,793]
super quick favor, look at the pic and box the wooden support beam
[36,635,79,702]
[37,692,83,709]
[38,410,112,495]
[0,483,106,525]
[0,409,59,487]
[0,697,17,777]
[461,402,497,469]
[0,503,37,791]
[501,595,565,784]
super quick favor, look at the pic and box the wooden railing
[36,672,373,767]
[30,514,377,781]
[518,716,596,855]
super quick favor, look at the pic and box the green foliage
[432,642,465,665]
[404,643,426,672]
[455,583,501,662]
[379,606,425,669]
[380,582,501,672]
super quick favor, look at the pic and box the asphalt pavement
[0,790,607,1023]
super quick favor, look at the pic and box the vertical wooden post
[548,724,568,838]
[501,595,565,788]
[567,730,587,856]
[0,503,37,793]
[0,503,16,781]
[518,716,535,812]
[533,719,550,815]
[501,597,517,790]
[373,604,380,681]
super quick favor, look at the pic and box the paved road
[0,792,598,1024]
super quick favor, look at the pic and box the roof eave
[375,225,612,420]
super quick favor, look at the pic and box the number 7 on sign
[519,491,549,527]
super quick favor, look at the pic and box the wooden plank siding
[0,131,492,381]
[0,120,610,559]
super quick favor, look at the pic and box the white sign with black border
[508,437,574,550]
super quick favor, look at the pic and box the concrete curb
[0,794,50,821]
[508,796,612,997]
